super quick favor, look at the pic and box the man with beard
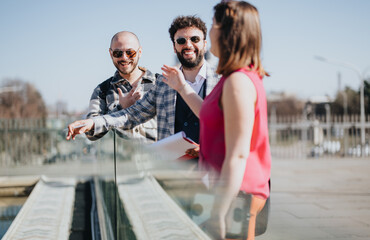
[67,16,219,146]
[85,31,157,142]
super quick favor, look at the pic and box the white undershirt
[181,64,206,94]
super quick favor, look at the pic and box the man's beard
[114,59,138,76]
[176,49,204,69]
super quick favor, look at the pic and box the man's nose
[184,39,193,47]
[121,53,130,60]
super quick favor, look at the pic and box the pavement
[257,157,370,240]
[1,157,370,239]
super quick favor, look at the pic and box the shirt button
[194,122,198,126]
[184,122,188,127]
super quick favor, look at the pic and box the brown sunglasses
[110,48,139,58]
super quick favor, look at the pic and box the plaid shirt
[86,67,157,142]
[92,62,220,141]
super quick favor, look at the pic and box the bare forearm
[213,156,247,218]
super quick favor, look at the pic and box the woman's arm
[161,65,203,117]
[210,72,257,237]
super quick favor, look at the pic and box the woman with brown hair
[162,1,271,239]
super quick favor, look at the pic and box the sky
[1,0,370,113]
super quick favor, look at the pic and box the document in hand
[146,131,198,160]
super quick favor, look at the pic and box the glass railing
[1,119,268,239]
[0,119,117,239]
[112,130,210,239]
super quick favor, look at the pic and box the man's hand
[66,119,94,140]
[118,83,142,109]
[161,65,187,92]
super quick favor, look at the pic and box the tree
[267,92,305,117]
[331,80,370,116]
[0,79,48,165]
[0,79,47,118]
[364,79,370,115]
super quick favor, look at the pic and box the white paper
[146,131,197,160]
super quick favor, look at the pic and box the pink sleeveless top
[199,68,271,199]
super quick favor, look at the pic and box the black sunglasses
[110,48,139,59]
[175,36,201,45]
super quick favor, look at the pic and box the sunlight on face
[173,27,206,69]
[110,35,141,77]
[209,18,220,58]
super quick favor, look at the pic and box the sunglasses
[110,48,139,59]
[175,36,201,45]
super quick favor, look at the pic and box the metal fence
[269,114,370,159]
[0,118,86,166]
[1,116,370,166]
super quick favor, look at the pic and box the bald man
[85,31,157,142]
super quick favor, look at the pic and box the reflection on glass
[1,121,267,239]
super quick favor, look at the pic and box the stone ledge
[2,176,76,240]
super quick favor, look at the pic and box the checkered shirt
[92,62,220,141]
[86,67,157,142]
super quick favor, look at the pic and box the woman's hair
[214,1,268,77]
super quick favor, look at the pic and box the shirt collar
[111,66,156,86]
[196,63,207,84]
[180,63,207,85]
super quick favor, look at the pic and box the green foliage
[332,79,370,115]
